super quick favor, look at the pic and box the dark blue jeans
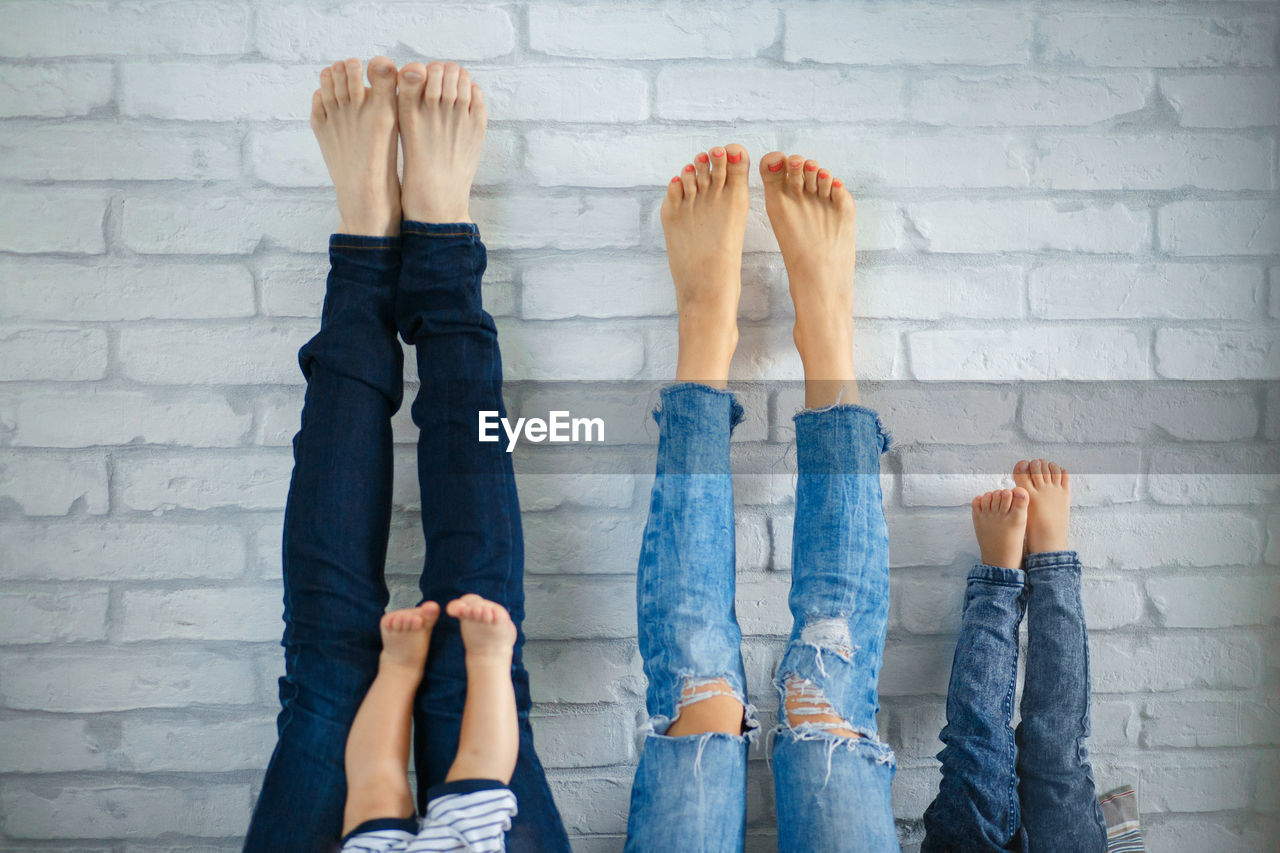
[243,223,571,853]
[921,551,1107,852]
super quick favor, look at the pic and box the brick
[0,122,240,181]
[524,577,635,640]
[523,512,643,575]
[1269,511,1280,565]
[785,4,1032,65]
[119,195,334,255]
[0,189,105,253]
[0,2,249,57]
[1140,759,1260,812]
[880,638,953,696]
[546,776,631,836]
[1161,73,1280,127]
[116,450,292,512]
[526,128,781,188]
[870,387,1019,445]
[1030,262,1263,320]
[255,255,328,317]
[1073,510,1259,568]
[798,132,1031,189]
[1159,200,1280,256]
[1082,577,1145,630]
[0,259,255,321]
[120,62,317,121]
[1145,691,1279,748]
[1090,634,1259,692]
[0,590,109,643]
[0,651,258,711]
[1148,447,1278,504]
[895,571,963,635]
[480,66,648,122]
[1033,134,1273,191]
[0,62,113,116]
[524,259,675,319]
[1147,574,1278,627]
[530,5,776,59]
[0,326,107,381]
[531,708,634,768]
[908,327,1150,380]
[3,387,251,448]
[496,321,645,381]
[474,195,641,250]
[120,586,282,642]
[656,66,904,121]
[514,472,636,513]
[1155,328,1279,379]
[0,782,251,838]
[256,4,513,61]
[524,640,643,705]
[118,322,312,384]
[0,522,245,580]
[1143,814,1273,853]
[886,510,973,567]
[907,200,1149,254]
[911,73,1150,126]
[1021,384,1259,442]
[0,452,108,515]
[1040,12,1278,68]
[848,263,1024,320]
[0,717,111,772]
[120,716,276,771]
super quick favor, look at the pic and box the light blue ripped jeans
[625,383,900,853]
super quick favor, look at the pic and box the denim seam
[1003,598,1026,842]
[329,243,400,250]
[792,401,892,453]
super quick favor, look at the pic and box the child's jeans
[624,383,900,853]
[243,224,570,853]
[921,553,1108,852]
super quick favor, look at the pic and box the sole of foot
[660,144,751,389]
[378,601,440,671]
[972,488,1030,571]
[1013,459,1071,555]
[311,56,401,237]
[759,151,858,407]
[446,593,516,662]
[397,60,487,224]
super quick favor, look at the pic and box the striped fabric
[1100,785,1145,853]
[341,784,517,853]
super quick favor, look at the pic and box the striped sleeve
[407,780,517,853]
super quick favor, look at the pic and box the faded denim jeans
[625,383,900,853]
[922,553,1107,852]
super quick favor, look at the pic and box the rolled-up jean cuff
[1023,549,1080,573]
[793,403,892,454]
[329,232,401,250]
[654,382,746,431]
[402,220,480,238]
[968,564,1028,586]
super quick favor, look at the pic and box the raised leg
[393,60,570,852]
[1013,461,1107,851]
[625,145,754,853]
[921,489,1031,852]
[244,56,404,853]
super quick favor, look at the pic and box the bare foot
[378,601,441,673]
[1013,459,1071,554]
[760,152,858,409]
[397,61,487,224]
[971,488,1030,570]
[447,593,516,663]
[660,144,751,389]
[311,56,401,237]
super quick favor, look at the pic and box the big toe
[368,56,397,99]
[760,150,788,186]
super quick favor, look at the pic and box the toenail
[818,170,829,178]
[404,70,422,81]
[805,163,818,171]
[768,161,784,172]
[697,152,709,163]
[712,148,725,157]
[671,177,681,184]
[832,179,843,188]
[727,151,742,164]
[684,164,695,172]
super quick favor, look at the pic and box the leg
[393,61,570,851]
[760,152,897,853]
[341,602,440,837]
[245,56,404,853]
[444,594,520,783]
[921,489,1031,852]
[1012,461,1108,851]
[625,145,755,853]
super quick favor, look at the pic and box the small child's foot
[447,593,517,663]
[971,488,1030,570]
[311,56,401,237]
[760,152,858,408]
[1013,459,1071,554]
[378,601,441,672]
[397,61,487,224]
[661,144,751,388]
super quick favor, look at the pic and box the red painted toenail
[684,164,695,172]
[768,161,784,172]
[727,151,742,163]
[697,152,709,163]
[818,171,829,178]
[805,163,818,172]
[671,177,680,184]
[832,179,843,188]
[712,148,725,157]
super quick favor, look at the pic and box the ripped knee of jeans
[800,618,857,674]
[653,676,760,742]
[781,675,862,740]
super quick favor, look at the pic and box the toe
[709,147,727,188]
[1011,487,1030,508]
[971,495,983,513]
[680,162,698,199]
[319,68,338,112]
[999,489,1014,512]
[455,67,472,110]
[310,89,326,124]
[831,177,853,211]
[343,58,364,104]
[786,155,805,191]
[1048,461,1062,485]
[980,491,994,512]
[440,61,461,105]
[760,150,787,184]
[665,174,684,206]
[329,62,349,105]
[694,151,711,192]
[1029,459,1046,486]
[425,61,445,102]
[803,159,820,193]
[398,62,426,105]
[469,82,487,120]
[367,55,397,99]
[816,168,833,199]
[1013,459,1030,477]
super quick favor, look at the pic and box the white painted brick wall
[0,1,1276,850]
